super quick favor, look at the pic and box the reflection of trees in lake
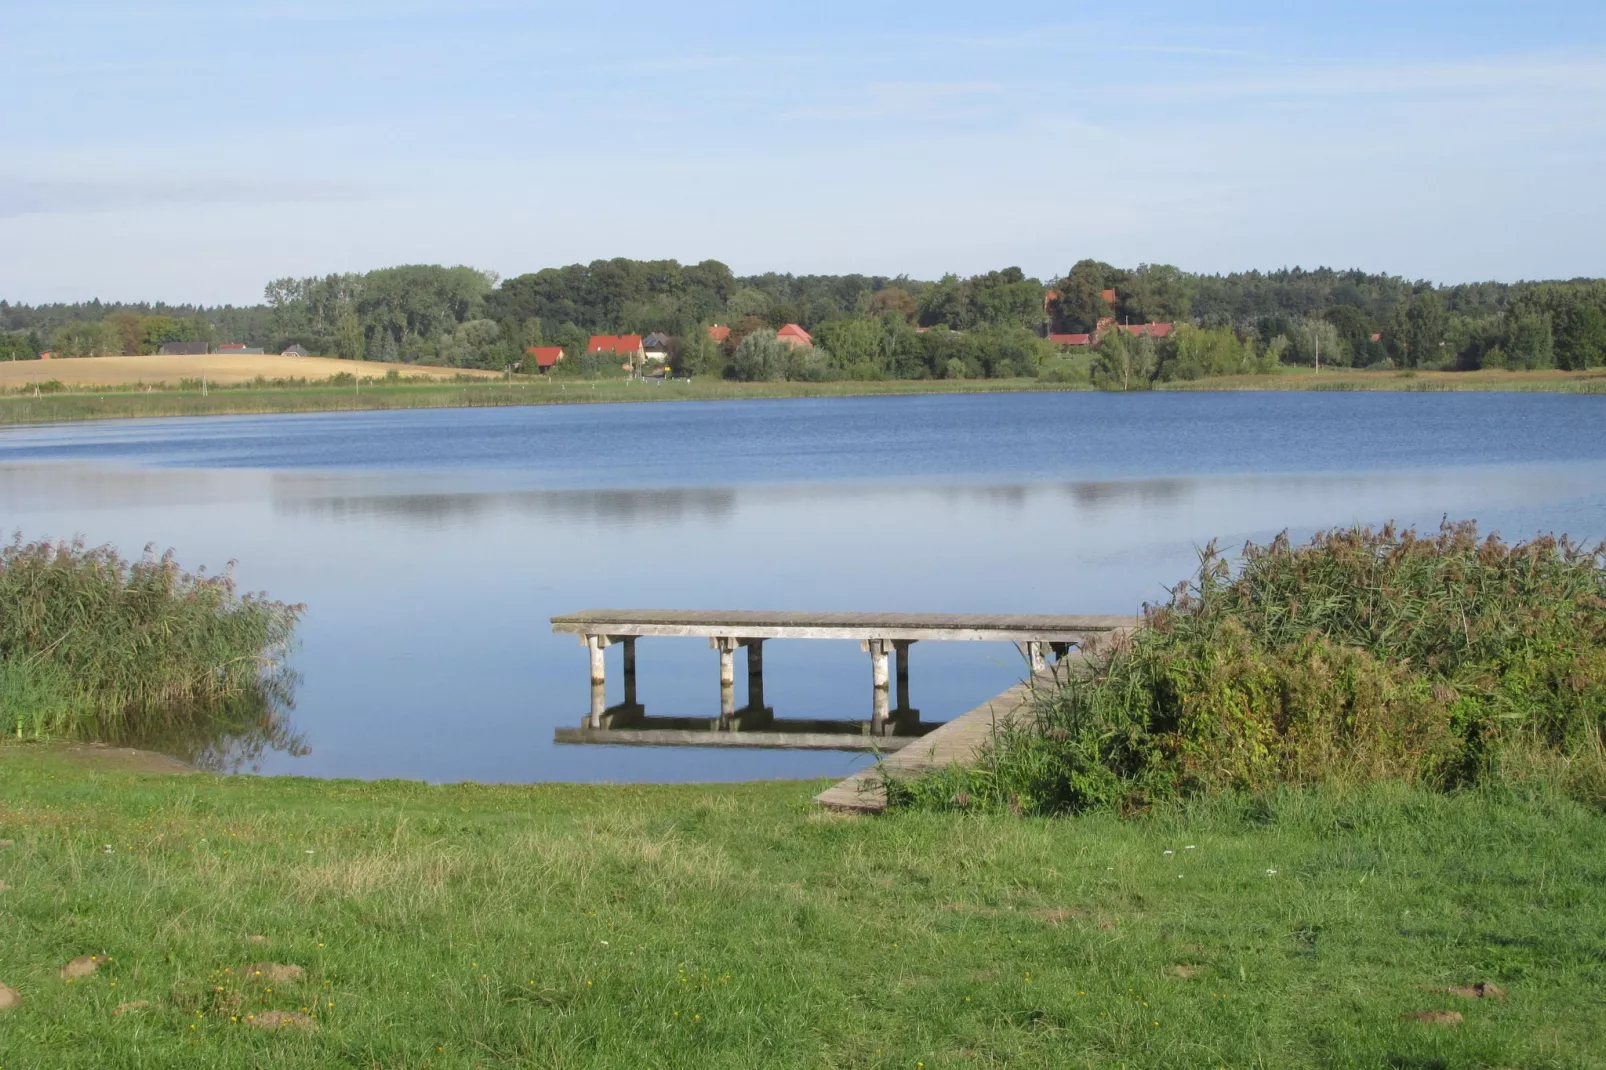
[272,485,739,527]
[118,672,309,775]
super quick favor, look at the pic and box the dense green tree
[334,308,366,361]
[730,330,791,381]
[1117,264,1193,325]
[916,275,967,328]
[0,331,39,360]
[1388,291,1449,368]
[1052,259,1121,332]
[1090,328,1154,391]
[1502,311,1555,369]
[50,320,120,358]
[868,286,917,321]
[1156,325,1259,381]
[675,326,723,377]
[1554,301,1606,370]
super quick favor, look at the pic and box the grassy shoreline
[2,367,1604,426]
[1,742,1603,1067]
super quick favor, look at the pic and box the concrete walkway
[812,677,1040,813]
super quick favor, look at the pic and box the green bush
[893,522,1606,814]
[0,536,302,742]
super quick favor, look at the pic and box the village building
[281,344,310,357]
[776,323,813,348]
[642,333,672,364]
[707,324,730,343]
[587,334,644,361]
[218,342,265,354]
[158,341,208,356]
[525,345,565,373]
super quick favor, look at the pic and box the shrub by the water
[893,522,1606,814]
[0,536,301,742]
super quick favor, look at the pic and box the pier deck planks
[551,610,1137,643]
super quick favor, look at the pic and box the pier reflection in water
[555,701,933,751]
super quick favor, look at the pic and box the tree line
[3,261,1603,383]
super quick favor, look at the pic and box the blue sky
[2,0,1603,304]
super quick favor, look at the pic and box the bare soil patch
[0,983,20,1010]
[1171,964,1209,979]
[244,963,304,985]
[1,741,193,775]
[61,955,108,979]
[1403,1010,1464,1026]
[248,1010,317,1031]
[113,1000,153,1016]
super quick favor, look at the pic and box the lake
[2,391,1604,783]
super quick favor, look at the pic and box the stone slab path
[813,678,1040,813]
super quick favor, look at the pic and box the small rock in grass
[248,1010,317,1031]
[245,963,304,984]
[0,983,20,1010]
[113,1000,153,1016]
[1403,1010,1464,1026]
[61,955,108,980]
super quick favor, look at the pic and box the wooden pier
[551,609,1137,738]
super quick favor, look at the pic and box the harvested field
[0,354,497,388]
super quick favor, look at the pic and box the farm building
[526,346,565,373]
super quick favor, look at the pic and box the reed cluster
[0,536,301,742]
[895,521,1606,814]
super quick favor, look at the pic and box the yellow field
[0,353,498,388]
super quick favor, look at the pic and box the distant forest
[3,260,1604,388]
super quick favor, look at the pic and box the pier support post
[865,638,891,730]
[1019,641,1046,674]
[742,638,765,710]
[712,637,737,718]
[893,640,913,712]
[621,637,637,707]
[585,634,612,727]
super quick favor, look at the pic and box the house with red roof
[526,346,565,373]
[587,334,644,362]
[1120,322,1174,339]
[1049,333,1092,348]
[776,323,812,348]
[707,324,730,343]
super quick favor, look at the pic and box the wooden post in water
[893,640,913,712]
[586,634,609,727]
[713,637,737,719]
[867,638,891,730]
[622,637,637,708]
[744,639,765,710]
[1019,641,1046,673]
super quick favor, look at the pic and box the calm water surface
[2,392,1603,782]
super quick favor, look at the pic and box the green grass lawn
[0,744,1603,1068]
